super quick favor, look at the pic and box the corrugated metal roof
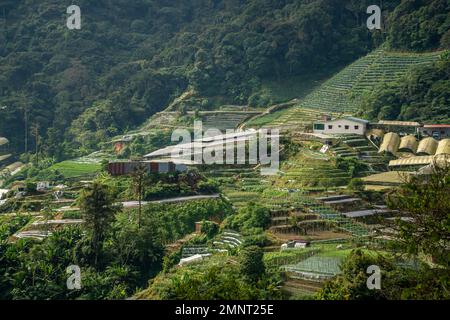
[343,209,391,218]
[379,132,400,154]
[389,155,450,167]
[423,124,450,128]
[323,198,361,204]
[399,135,418,153]
[378,120,421,127]
[0,154,11,162]
[326,117,369,125]
[344,117,369,124]
[417,137,438,155]
[436,139,450,155]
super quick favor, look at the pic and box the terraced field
[275,144,352,190]
[200,111,261,131]
[263,107,344,131]
[205,166,270,207]
[298,49,442,113]
[330,134,386,168]
[253,49,442,130]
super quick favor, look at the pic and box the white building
[37,181,51,191]
[313,117,369,135]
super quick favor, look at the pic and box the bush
[223,203,271,232]
[239,246,265,282]
[348,178,365,191]
[200,220,219,239]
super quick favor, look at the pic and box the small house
[313,117,368,135]
[37,181,51,192]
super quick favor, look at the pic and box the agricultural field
[49,161,101,178]
[256,49,443,130]
[248,107,344,131]
[274,142,352,190]
[200,111,261,131]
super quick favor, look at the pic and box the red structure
[107,161,180,176]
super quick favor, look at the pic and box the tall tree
[79,182,120,267]
[131,164,149,229]
[388,158,450,267]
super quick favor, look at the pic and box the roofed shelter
[374,120,421,135]
[436,139,450,155]
[417,137,438,155]
[379,132,400,154]
[398,135,418,153]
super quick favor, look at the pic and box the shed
[398,135,418,153]
[378,132,400,154]
[417,137,438,155]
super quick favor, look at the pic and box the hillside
[246,49,445,129]
[0,0,449,304]
[2,0,449,159]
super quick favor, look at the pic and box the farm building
[398,135,418,153]
[416,137,438,155]
[419,125,450,140]
[313,117,369,135]
[389,154,450,170]
[373,120,421,135]
[436,139,450,155]
[378,132,400,154]
[108,160,187,176]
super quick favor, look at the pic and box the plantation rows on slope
[252,49,443,130]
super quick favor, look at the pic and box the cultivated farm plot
[258,107,343,131]
[283,256,343,280]
[49,161,101,178]
[201,112,260,131]
[275,149,351,189]
[262,49,442,129]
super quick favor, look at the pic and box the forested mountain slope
[0,0,448,158]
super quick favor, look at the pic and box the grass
[50,161,101,178]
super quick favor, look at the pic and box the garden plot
[49,160,101,178]
[263,107,342,131]
[181,230,243,261]
[201,111,261,130]
[283,256,343,281]
[298,49,441,113]
[275,152,352,190]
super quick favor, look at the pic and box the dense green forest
[0,0,448,157]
